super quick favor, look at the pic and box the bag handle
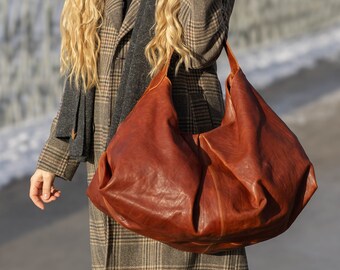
[223,39,240,76]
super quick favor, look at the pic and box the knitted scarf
[55,0,162,162]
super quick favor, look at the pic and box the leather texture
[86,40,318,254]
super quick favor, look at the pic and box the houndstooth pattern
[36,0,249,269]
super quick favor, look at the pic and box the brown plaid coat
[36,0,250,269]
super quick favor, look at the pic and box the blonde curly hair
[60,0,194,93]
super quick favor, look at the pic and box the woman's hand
[29,169,61,210]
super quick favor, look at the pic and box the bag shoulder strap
[146,38,240,95]
[224,40,240,76]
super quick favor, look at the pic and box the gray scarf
[55,0,165,162]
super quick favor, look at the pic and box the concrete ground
[1,55,340,269]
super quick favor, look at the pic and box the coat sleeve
[179,0,235,69]
[35,107,80,182]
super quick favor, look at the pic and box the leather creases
[86,40,318,254]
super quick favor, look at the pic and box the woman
[29,0,250,269]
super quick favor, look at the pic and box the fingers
[29,169,61,210]
[40,186,61,203]
[29,176,44,210]
[51,186,61,198]
[42,174,54,201]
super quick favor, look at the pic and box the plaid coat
[36,0,250,269]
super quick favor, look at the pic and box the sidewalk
[0,163,91,269]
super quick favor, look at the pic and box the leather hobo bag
[86,40,318,254]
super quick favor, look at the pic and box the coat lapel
[104,0,141,56]
[117,0,141,41]
[104,0,124,31]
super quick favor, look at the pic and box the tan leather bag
[87,40,318,254]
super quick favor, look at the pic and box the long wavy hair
[60,0,194,93]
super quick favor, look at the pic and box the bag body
[87,40,318,254]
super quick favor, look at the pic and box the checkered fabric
[36,0,249,269]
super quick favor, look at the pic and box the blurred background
[0,0,339,269]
